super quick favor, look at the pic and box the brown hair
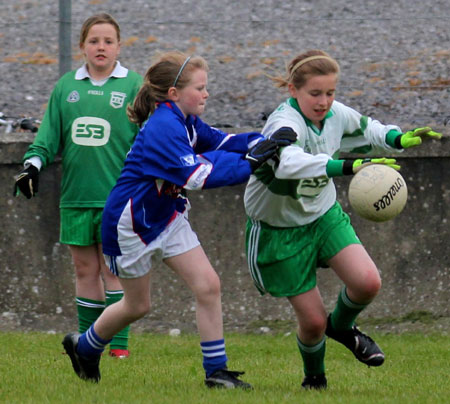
[272,50,340,89]
[79,13,121,47]
[128,51,209,127]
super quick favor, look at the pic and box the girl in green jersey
[14,13,143,358]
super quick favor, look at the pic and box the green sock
[106,290,130,350]
[330,287,368,331]
[76,297,104,333]
[296,335,326,376]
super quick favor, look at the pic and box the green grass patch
[361,310,445,326]
[246,311,449,334]
[0,332,448,403]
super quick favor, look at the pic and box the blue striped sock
[76,324,112,358]
[201,339,228,377]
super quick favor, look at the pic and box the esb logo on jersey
[72,117,111,146]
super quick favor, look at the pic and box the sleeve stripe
[184,159,213,190]
[215,134,235,150]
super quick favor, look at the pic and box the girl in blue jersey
[63,50,296,387]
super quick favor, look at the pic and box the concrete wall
[1,132,449,334]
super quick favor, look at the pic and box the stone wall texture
[1,132,449,334]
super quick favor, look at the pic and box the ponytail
[127,82,155,127]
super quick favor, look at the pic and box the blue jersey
[102,101,262,256]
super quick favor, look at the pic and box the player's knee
[74,260,101,280]
[367,270,382,295]
[371,276,382,296]
[356,271,382,301]
[133,307,150,320]
[128,300,151,320]
[195,270,221,302]
[301,313,327,339]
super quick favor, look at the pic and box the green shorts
[60,208,104,246]
[245,202,361,297]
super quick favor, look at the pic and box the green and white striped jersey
[244,98,401,227]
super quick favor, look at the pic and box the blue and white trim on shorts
[108,255,119,276]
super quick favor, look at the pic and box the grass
[0,332,449,404]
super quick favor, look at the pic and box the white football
[348,164,408,222]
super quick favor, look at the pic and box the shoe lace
[353,326,374,342]
[352,326,379,354]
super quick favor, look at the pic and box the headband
[173,56,191,87]
[290,55,335,76]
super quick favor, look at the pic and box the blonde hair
[79,13,120,47]
[272,50,340,89]
[128,51,209,126]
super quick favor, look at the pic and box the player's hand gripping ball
[348,164,408,222]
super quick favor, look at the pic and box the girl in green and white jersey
[244,49,441,390]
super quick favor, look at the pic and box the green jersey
[24,62,143,208]
[244,98,401,227]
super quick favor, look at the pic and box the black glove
[270,126,297,146]
[13,165,39,198]
[245,139,279,172]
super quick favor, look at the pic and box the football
[348,164,408,222]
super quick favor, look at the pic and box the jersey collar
[287,97,334,134]
[75,61,128,81]
[159,100,198,126]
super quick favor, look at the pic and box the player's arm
[23,84,63,167]
[273,144,331,180]
[14,85,64,198]
[143,120,279,190]
[343,108,441,152]
[182,139,280,190]
[338,102,401,153]
[274,142,400,179]
[192,116,262,153]
[326,158,400,177]
[255,120,326,180]
[193,116,296,153]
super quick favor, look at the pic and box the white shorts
[105,212,200,279]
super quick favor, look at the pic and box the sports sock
[296,335,326,376]
[201,339,228,377]
[330,287,368,331]
[76,297,105,333]
[76,323,112,358]
[105,290,130,350]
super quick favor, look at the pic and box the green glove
[344,158,401,174]
[399,127,442,148]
